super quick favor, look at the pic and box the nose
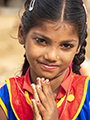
[44,47,58,62]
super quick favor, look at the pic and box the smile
[40,63,58,70]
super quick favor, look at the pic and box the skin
[0,21,80,119]
[0,107,7,120]
[19,21,80,120]
[19,21,80,92]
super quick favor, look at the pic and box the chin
[37,72,57,80]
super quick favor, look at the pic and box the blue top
[0,79,90,120]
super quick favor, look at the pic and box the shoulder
[0,84,9,100]
[0,76,25,120]
[0,76,25,100]
[71,74,90,97]
[72,73,90,111]
[7,76,25,85]
[72,73,88,84]
[72,73,89,90]
[75,76,90,120]
[69,74,90,120]
[0,84,10,119]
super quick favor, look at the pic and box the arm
[0,106,7,120]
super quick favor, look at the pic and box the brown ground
[0,4,90,87]
[0,7,25,86]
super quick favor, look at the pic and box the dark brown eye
[61,44,73,49]
[35,38,47,45]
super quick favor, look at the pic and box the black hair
[21,0,87,75]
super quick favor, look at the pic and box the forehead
[28,21,79,42]
[31,21,77,35]
[41,21,74,31]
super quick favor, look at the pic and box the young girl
[0,0,90,119]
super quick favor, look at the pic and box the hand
[31,78,59,120]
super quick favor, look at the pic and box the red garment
[21,67,87,119]
[23,67,72,99]
[7,67,88,120]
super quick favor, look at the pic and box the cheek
[61,51,76,64]
[25,41,43,62]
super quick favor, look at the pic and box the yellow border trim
[25,91,33,108]
[0,98,8,119]
[72,77,90,120]
[6,79,20,120]
[57,95,66,108]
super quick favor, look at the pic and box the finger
[36,99,47,118]
[31,84,39,101]
[41,79,56,107]
[36,85,51,111]
[31,99,42,120]
[36,77,41,87]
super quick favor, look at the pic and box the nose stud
[56,57,59,59]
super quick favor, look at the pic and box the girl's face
[19,22,80,80]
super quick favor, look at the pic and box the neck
[30,67,68,98]
[50,68,68,98]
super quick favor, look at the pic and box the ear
[18,23,25,45]
[76,45,81,54]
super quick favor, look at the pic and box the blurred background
[0,0,90,86]
[0,0,25,86]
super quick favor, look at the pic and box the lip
[40,63,58,70]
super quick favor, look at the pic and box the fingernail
[37,100,40,103]
[46,79,49,84]
[42,78,45,82]
[31,99,35,103]
[31,84,36,90]
[37,85,41,89]
[36,77,40,82]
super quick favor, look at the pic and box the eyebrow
[33,32,78,42]
[33,32,51,41]
[63,39,78,43]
